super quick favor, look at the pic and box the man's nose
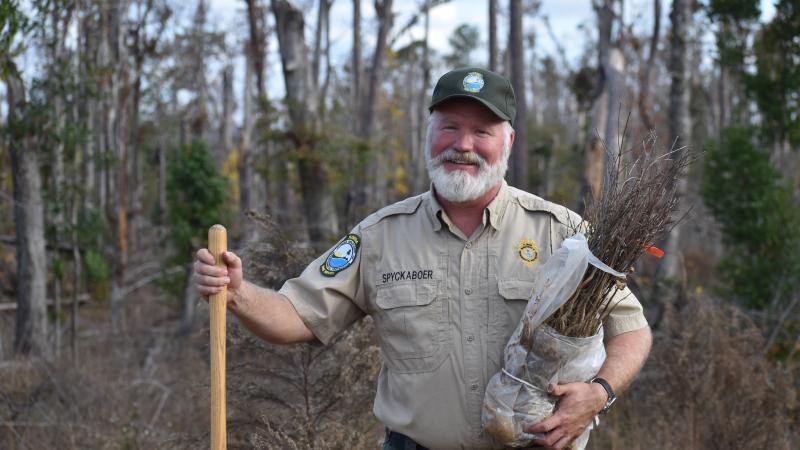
[452,132,474,152]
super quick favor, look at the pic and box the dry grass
[590,294,798,450]
[0,295,208,449]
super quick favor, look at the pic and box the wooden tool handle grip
[208,224,227,450]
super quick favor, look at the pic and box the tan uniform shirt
[279,181,648,450]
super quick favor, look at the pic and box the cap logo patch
[517,239,540,268]
[462,72,484,93]
[321,234,361,277]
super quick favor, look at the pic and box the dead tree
[509,0,528,190]
[272,0,339,248]
[362,0,393,209]
[658,0,692,282]
[4,59,49,356]
[580,0,620,204]
[488,0,498,71]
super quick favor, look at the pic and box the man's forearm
[228,280,316,344]
[596,326,652,396]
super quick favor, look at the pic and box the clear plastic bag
[482,234,621,449]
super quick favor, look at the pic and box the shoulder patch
[320,234,360,277]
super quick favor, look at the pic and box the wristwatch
[590,377,616,414]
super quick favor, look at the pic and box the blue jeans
[381,429,545,450]
[382,430,431,450]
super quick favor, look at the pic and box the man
[194,68,651,450]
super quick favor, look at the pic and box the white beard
[426,141,510,203]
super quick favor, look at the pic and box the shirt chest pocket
[489,279,535,366]
[375,282,450,373]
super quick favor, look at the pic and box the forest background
[0,0,798,448]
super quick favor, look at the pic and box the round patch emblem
[517,239,539,268]
[462,72,485,93]
[321,234,361,277]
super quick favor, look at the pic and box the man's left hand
[525,381,607,450]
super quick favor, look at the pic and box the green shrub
[164,140,226,297]
[701,126,800,309]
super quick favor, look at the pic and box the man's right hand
[193,249,243,299]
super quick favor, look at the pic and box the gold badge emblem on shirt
[517,239,539,267]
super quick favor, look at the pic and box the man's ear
[509,128,516,150]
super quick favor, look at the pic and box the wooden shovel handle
[208,224,227,450]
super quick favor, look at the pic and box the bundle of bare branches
[546,131,694,338]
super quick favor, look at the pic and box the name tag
[381,269,434,284]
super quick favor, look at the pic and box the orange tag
[644,245,664,258]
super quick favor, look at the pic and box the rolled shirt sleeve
[602,285,648,337]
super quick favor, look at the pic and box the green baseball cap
[429,67,517,126]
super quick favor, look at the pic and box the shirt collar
[485,179,510,231]
[423,180,511,232]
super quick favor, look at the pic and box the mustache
[432,149,486,167]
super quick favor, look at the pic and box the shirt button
[470,383,479,391]
[465,288,472,295]
[465,241,472,249]
[466,335,475,342]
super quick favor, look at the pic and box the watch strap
[590,377,616,414]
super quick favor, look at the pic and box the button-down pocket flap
[498,279,535,300]
[376,282,437,309]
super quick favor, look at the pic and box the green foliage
[568,66,598,110]
[445,24,480,68]
[706,0,760,21]
[166,139,225,262]
[701,126,800,308]
[744,0,800,146]
[0,0,30,62]
[83,250,109,282]
[705,0,761,72]
[84,249,110,302]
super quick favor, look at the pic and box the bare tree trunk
[180,264,197,333]
[109,0,133,331]
[158,141,167,215]
[4,60,49,356]
[220,64,234,167]
[319,0,334,105]
[361,2,392,129]
[509,0,528,190]
[352,0,362,119]
[272,0,339,248]
[344,0,363,228]
[346,0,393,222]
[578,0,614,207]
[489,0,498,71]
[360,0,392,132]
[718,65,726,136]
[312,0,326,89]
[638,0,660,131]
[602,46,625,189]
[246,0,267,99]
[190,0,210,141]
[72,1,84,360]
[71,224,81,361]
[49,5,72,357]
[659,0,692,281]
[239,49,255,241]
[414,0,431,193]
[129,0,155,238]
